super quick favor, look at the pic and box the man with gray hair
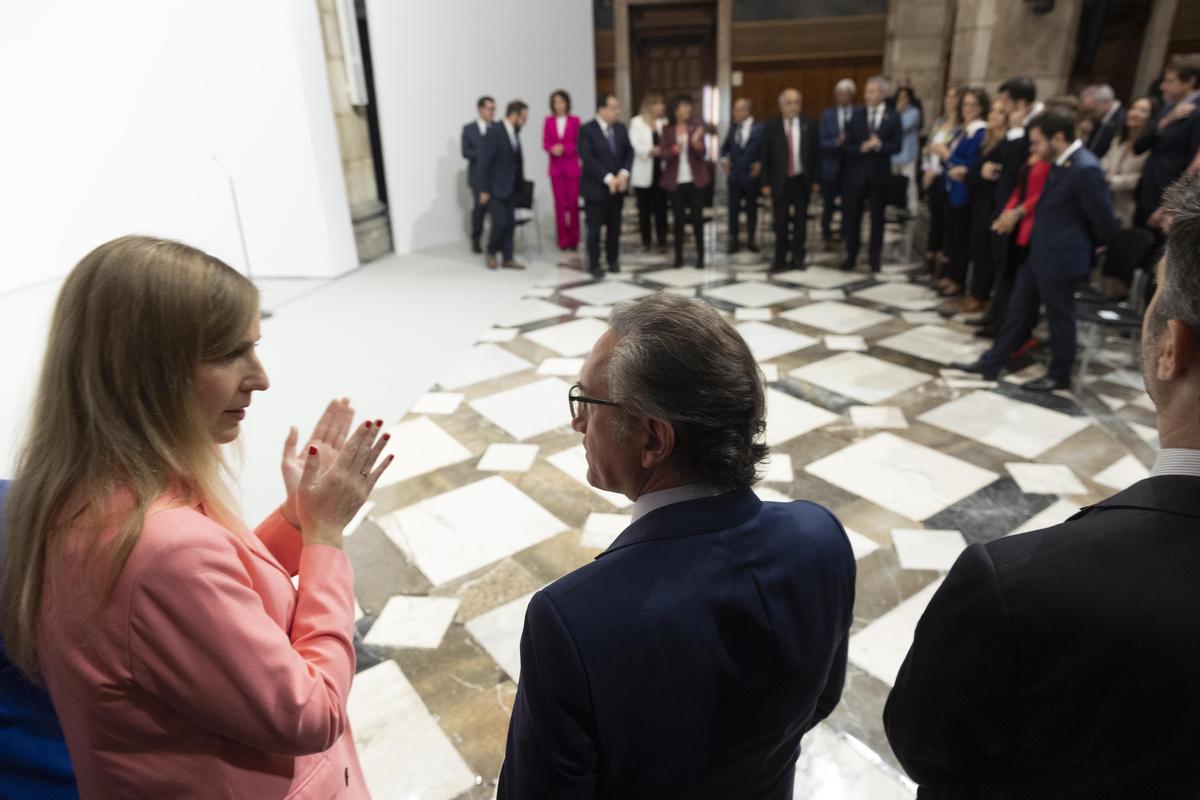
[842,75,902,272]
[1080,83,1124,158]
[498,293,855,799]
[819,78,859,249]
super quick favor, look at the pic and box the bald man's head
[778,88,801,119]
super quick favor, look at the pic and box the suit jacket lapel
[1071,475,1200,521]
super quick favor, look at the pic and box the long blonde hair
[640,91,665,127]
[0,235,259,678]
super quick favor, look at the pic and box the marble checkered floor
[339,231,1157,799]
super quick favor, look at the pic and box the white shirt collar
[504,119,517,137]
[1022,101,1045,127]
[1056,138,1083,166]
[1152,449,1200,478]
[741,116,754,132]
[598,118,610,134]
[1100,100,1122,126]
[632,484,722,523]
[478,118,488,133]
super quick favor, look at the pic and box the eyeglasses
[568,382,621,420]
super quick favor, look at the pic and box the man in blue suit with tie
[955,111,1116,391]
[478,99,529,271]
[720,98,765,254]
[818,79,857,250]
[579,93,634,276]
[498,293,856,799]
[460,96,495,254]
[841,76,902,272]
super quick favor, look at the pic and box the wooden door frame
[614,0,731,135]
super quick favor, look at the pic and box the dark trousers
[635,186,668,248]
[968,197,998,300]
[471,189,487,246]
[586,195,625,273]
[845,172,889,269]
[981,266,1079,383]
[728,179,759,249]
[982,239,1027,330]
[820,172,841,241]
[772,175,811,268]
[487,195,516,261]
[672,182,705,266]
[943,204,971,286]
[926,179,947,255]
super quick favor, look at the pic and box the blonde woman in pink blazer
[544,89,582,250]
[0,236,392,798]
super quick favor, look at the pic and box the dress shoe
[471,241,483,254]
[965,315,994,327]
[771,260,787,271]
[790,262,806,272]
[973,328,996,339]
[869,263,881,274]
[950,360,999,380]
[959,297,988,314]
[486,254,498,270]
[1022,376,1070,393]
[823,239,837,253]
[502,260,526,270]
[608,265,621,274]
[728,244,740,255]
[748,243,760,253]
[674,257,684,268]
[839,260,856,272]
[588,268,603,279]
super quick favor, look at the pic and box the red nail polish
[308,446,317,456]
[382,434,391,442]
[365,421,373,429]
[375,419,383,427]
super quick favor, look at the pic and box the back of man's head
[1152,174,1200,340]
[999,76,1037,105]
[607,294,767,488]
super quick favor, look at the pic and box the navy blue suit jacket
[461,121,490,192]
[842,106,902,187]
[819,106,855,183]
[721,121,765,188]
[578,119,634,203]
[479,123,524,201]
[0,481,79,799]
[498,488,856,800]
[1027,146,1115,281]
[1134,100,1200,215]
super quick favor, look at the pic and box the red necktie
[786,120,797,177]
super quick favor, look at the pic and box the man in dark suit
[498,293,855,800]
[761,88,819,271]
[720,97,765,254]
[1134,53,1200,229]
[886,173,1200,798]
[955,111,1115,391]
[478,100,529,270]
[461,95,496,253]
[1080,83,1126,160]
[818,79,857,250]
[841,76,901,272]
[579,93,634,276]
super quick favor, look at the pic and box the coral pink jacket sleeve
[254,507,303,576]
[127,530,356,757]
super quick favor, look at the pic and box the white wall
[366,0,596,254]
[0,1,357,293]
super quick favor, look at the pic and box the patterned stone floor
[341,210,1157,799]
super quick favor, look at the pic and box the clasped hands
[860,134,882,153]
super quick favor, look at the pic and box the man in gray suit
[461,95,496,253]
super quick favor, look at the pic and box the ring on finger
[360,469,370,478]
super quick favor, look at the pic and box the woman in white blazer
[629,92,668,252]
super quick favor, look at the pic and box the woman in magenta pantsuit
[544,89,582,250]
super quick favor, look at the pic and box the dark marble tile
[925,477,1056,545]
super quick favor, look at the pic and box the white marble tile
[560,280,653,306]
[703,281,805,308]
[780,301,892,334]
[845,528,882,560]
[737,321,819,361]
[1099,368,1146,391]
[809,289,848,301]
[806,433,999,521]
[761,452,795,483]
[1003,363,1046,385]
[476,443,540,472]
[852,282,941,311]
[639,267,722,288]
[469,377,574,440]
[891,529,968,572]
[376,476,567,586]
[363,595,461,650]
[438,343,533,390]
[735,270,770,282]
[1131,422,1160,449]
[876,273,910,284]
[376,417,473,489]
[772,267,864,289]
[664,287,698,298]
[575,304,613,318]
[759,363,781,382]
[546,445,634,508]
[537,357,585,377]
[791,353,931,405]
[882,262,921,274]
[493,297,569,328]
[476,327,518,343]
[1093,454,1150,491]
[919,391,1091,459]
[409,392,463,416]
[765,388,840,446]
[1005,463,1088,496]
[535,266,591,287]
[900,311,943,325]
[793,724,916,800]
[464,591,535,682]
[524,286,556,298]
[1132,393,1156,412]
[349,661,477,800]
[877,324,988,366]
[735,307,775,322]
[849,405,908,430]
[581,512,631,550]
[824,335,869,352]
[849,578,944,687]
[1010,498,1081,535]
[523,317,609,357]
